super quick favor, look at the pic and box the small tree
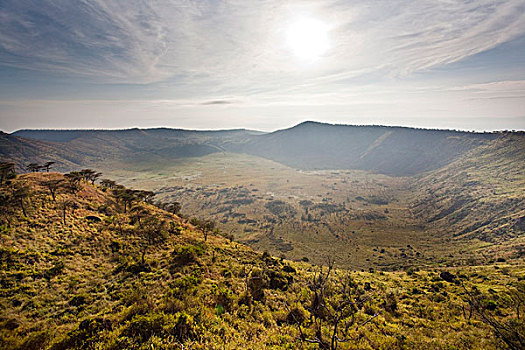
[90,172,102,184]
[190,218,215,241]
[40,179,64,201]
[137,216,168,264]
[59,199,75,225]
[100,179,117,189]
[291,259,377,350]
[135,190,155,204]
[463,282,524,349]
[42,161,56,172]
[113,187,137,213]
[130,205,150,226]
[166,201,182,215]
[12,182,31,217]
[26,163,41,173]
[64,171,82,193]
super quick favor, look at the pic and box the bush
[171,244,205,266]
[121,313,169,343]
[212,284,235,313]
[51,318,111,350]
[248,267,267,302]
[168,269,202,298]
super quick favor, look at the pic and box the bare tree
[290,258,377,350]
[463,282,524,350]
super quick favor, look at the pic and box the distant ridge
[231,121,501,176]
[3,121,522,176]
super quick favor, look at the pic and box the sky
[1,0,525,132]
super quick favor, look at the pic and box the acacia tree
[43,161,56,172]
[113,187,137,213]
[166,201,182,215]
[190,218,215,241]
[26,163,41,173]
[130,205,150,225]
[135,190,155,204]
[90,172,102,184]
[40,179,64,201]
[64,171,82,193]
[137,215,168,264]
[12,182,31,217]
[100,179,117,189]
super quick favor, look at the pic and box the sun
[286,17,330,62]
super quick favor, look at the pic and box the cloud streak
[1,0,524,88]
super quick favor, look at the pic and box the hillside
[8,128,256,170]
[410,133,525,255]
[227,121,499,176]
[0,132,83,173]
[8,122,507,177]
[0,172,524,349]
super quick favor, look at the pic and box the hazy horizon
[3,119,525,135]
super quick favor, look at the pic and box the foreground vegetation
[0,172,523,349]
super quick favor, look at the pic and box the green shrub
[171,244,205,266]
[168,269,202,298]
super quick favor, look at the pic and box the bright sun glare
[286,17,329,62]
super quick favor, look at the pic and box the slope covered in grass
[411,133,525,252]
[0,173,523,349]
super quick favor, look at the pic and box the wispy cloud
[0,1,524,131]
[1,0,524,88]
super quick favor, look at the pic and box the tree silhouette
[100,179,117,189]
[135,190,155,204]
[130,205,150,226]
[64,171,82,193]
[12,182,31,217]
[43,161,56,172]
[113,187,137,213]
[40,179,64,201]
[26,163,41,172]
[59,199,75,225]
[166,201,182,215]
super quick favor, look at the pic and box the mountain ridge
[6,121,518,177]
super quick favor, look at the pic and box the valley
[99,152,470,270]
[2,122,523,270]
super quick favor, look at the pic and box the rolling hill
[0,172,523,349]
